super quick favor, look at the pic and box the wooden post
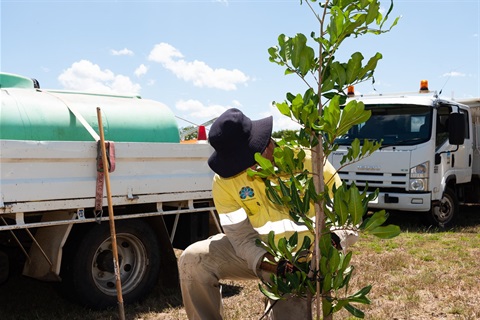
[96,107,125,320]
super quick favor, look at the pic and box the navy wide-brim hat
[208,108,273,178]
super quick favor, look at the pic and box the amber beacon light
[419,80,429,93]
[347,85,355,96]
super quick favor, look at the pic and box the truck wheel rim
[92,233,148,296]
[433,196,453,223]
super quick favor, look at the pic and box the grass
[1,206,479,320]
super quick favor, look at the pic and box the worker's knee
[178,238,213,281]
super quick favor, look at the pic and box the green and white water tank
[0,72,180,142]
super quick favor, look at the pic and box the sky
[1,0,479,132]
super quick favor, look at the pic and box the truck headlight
[410,178,427,191]
[410,161,429,178]
[409,161,429,191]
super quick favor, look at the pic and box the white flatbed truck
[0,73,218,308]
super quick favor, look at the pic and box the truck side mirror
[448,113,465,145]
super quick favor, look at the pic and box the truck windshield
[335,104,433,146]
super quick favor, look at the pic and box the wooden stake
[96,107,125,320]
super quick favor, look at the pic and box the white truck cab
[329,82,480,227]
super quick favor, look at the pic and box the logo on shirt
[239,186,254,199]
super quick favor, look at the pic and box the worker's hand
[259,252,277,274]
[276,259,299,277]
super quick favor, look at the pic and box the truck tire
[427,188,459,228]
[61,220,160,309]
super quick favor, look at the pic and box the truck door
[439,105,473,184]
[452,108,473,183]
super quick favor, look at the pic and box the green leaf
[299,235,312,252]
[280,147,293,171]
[267,230,278,253]
[290,94,305,122]
[332,61,347,89]
[322,297,334,318]
[366,0,380,24]
[333,186,348,225]
[333,299,349,313]
[361,209,388,231]
[290,33,315,76]
[340,251,353,273]
[265,180,284,206]
[337,101,370,136]
[259,283,281,301]
[278,178,291,200]
[306,278,316,294]
[290,183,303,214]
[350,285,372,301]
[277,238,288,257]
[323,95,341,138]
[351,138,361,159]
[285,272,301,289]
[276,101,291,117]
[322,272,333,292]
[254,153,275,175]
[276,277,291,294]
[333,267,344,288]
[344,303,365,318]
[320,255,328,275]
[346,52,363,83]
[329,248,341,274]
[347,184,364,225]
[341,265,354,289]
[359,52,382,79]
[288,232,299,249]
[370,224,401,239]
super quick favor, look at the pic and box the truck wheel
[62,220,160,309]
[427,188,459,228]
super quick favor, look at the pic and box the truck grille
[338,171,408,193]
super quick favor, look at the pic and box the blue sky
[1,0,479,132]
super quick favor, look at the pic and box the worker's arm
[212,177,267,276]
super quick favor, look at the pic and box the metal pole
[96,107,125,320]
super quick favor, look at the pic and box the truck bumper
[368,192,431,212]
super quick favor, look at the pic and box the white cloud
[110,48,134,56]
[231,100,242,108]
[134,64,148,77]
[175,99,228,119]
[148,42,249,90]
[58,60,141,95]
[148,43,183,62]
[269,104,301,132]
[442,71,466,77]
[175,99,300,131]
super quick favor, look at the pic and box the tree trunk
[311,136,332,320]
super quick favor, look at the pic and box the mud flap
[22,211,75,281]
[151,217,180,290]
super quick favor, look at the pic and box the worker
[178,108,358,319]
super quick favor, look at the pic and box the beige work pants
[178,233,309,320]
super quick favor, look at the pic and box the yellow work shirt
[212,155,341,274]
